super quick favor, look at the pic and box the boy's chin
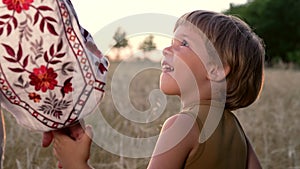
[159,87,179,96]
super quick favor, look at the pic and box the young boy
[53,10,264,169]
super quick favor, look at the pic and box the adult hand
[42,131,53,147]
[53,125,93,169]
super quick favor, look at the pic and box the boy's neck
[180,86,212,109]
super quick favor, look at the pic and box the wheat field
[2,61,300,169]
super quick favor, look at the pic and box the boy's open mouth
[162,61,174,73]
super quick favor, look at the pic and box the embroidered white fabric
[0,0,108,131]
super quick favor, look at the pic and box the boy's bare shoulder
[162,113,197,131]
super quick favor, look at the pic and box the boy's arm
[147,114,197,169]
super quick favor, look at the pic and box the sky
[71,0,248,60]
[72,0,247,34]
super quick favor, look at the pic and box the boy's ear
[206,63,230,82]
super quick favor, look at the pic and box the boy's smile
[161,61,174,73]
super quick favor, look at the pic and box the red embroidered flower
[63,82,73,94]
[29,65,58,92]
[28,92,41,103]
[2,0,34,13]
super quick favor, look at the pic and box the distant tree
[112,27,129,60]
[139,34,157,53]
[225,0,300,66]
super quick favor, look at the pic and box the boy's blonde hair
[175,10,265,110]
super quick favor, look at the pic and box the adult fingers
[81,125,93,144]
[69,121,85,140]
[42,131,53,147]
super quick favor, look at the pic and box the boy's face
[160,24,211,100]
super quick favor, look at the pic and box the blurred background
[3,0,300,168]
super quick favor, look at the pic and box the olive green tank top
[180,100,247,169]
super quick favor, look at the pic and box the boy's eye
[181,40,189,47]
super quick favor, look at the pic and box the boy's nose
[162,46,173,57]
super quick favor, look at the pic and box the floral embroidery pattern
[61,77,73,96]
[38,92,71,119]
[29,65,58,92]
[0,0,57,36]
[2,39,74,119]
[2,0,34,13]
[28,92,41,103]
